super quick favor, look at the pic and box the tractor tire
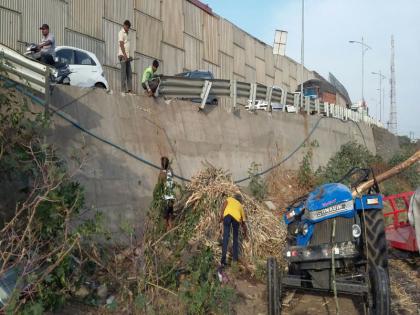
[364,209,388,269]
[368,265,390,315]
[267,257,282,315]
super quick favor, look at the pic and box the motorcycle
[23,42,71,85]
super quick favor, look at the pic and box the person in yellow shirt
[219,194,248,266]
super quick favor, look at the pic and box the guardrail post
[294,93,300,114]
[266,86,273,112]
[44,68,50,117]
[325,103,329,117]
[250,83,257,110]
[281,88,287,112]
[315,98,320,115]
[305,96,310,114]
[230,79,237,109]
[200,80,212,110]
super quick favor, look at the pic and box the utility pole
[372,71,386,121]
[349,37,371,107]
[389,35,397,134]
[300,0,304,111]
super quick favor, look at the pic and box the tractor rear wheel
[267,257,282,315]
[367,265,390,315]
[364,209,388,269]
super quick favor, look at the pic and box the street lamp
[300,0,304,110]
[349,38,372,106]
[372,71,386,121]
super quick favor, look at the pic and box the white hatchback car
[55,46,109,89]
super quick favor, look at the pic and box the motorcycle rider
[36,24,55,65]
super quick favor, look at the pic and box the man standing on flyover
[142,60,160,96]
[219,194,248,266]
[118,20,132,94]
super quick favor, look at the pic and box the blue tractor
[267,168,390,315]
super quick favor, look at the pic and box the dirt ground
[233,250,419,315]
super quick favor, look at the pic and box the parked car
[174,70,218,105]
[55,46,109,89]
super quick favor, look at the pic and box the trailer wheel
[267,257,282,315]
[364,209,388,269]
[368,265,390,315]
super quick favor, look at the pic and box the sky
[205,0,420,138]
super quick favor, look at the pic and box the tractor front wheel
[367,265,390,315]
[267,257,282,315]
[364,209,388,269]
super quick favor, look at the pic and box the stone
[74,285,90,298]
[264,200,276,211]
[97,283,108,299]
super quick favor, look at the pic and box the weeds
[248,162,267,200]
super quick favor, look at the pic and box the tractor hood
[306,183,353,211]
[303,183,354,221]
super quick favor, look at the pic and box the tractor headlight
[352,224,361,238]
[301,223,309,235]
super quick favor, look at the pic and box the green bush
[248,162,267,200]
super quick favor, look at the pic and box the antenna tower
[389,35,397,134]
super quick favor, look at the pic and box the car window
[190,72,212,79]
[75,51,96,66]
[55,49,74,65]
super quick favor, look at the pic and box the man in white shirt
[118,20,132,94]
[37,24,55,65]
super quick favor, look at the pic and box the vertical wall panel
[274,68,283,88]
[244,35,255,67]
[218,18,233,56]
[265,75,274,87]
[0,8,21,50]
[135,11,162,58]
[103,65,138,93]
[289,77,297,91]
[265,46,274,77]
[203,13,219,65]
[161,43,184,75]
[184,34,202,71]
[67,0,104,39]
[245,65,256,83]
[256,58,265,84]
[201,60,220,79]
[135,0,160,19]
[255,40,265,60]
[288,58,297,79]
[220,52,234,80]
[64,29,105,64]
[104,19,136,67]
[162,0,184,48]
[0,0,21,11]
[233,45,245,77]
[183,0,203,40]
[233,26,245,48]
[104,0,134,25]
[21,0,67,47]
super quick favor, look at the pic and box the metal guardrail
[158,76,382,127]
[0,44,49,95]
[0,43,381,128]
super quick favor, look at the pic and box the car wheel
[211,98,218,105]
[94,82,106,89]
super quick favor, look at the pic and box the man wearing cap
[37,24,55,65]
[118,20,133,94]
[219,194,248,266]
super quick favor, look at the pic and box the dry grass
[182,165,288,270]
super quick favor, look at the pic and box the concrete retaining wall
[45,86,376,235]
[372,126,400,161]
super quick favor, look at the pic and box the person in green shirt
[142,59,160,96]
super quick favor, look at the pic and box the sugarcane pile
[177,165,288,269]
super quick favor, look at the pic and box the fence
[158,76,383,127]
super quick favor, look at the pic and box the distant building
[296,72,352,108]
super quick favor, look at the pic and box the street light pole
[372,71,386,121]
[349,38,371,107]
[300,0,304,111]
